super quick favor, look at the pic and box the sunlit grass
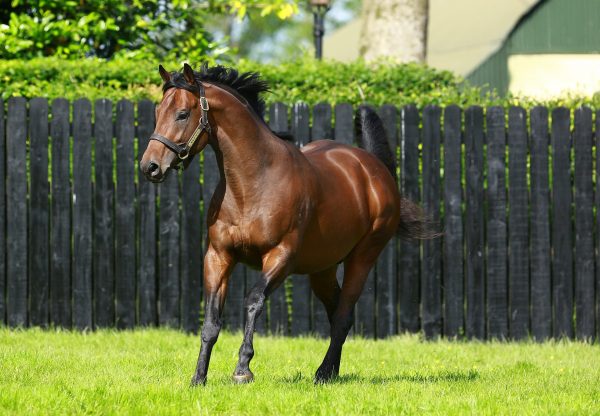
[0,328,598,415]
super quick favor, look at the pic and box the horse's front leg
[232,244,293,384]
[190,245,234,386]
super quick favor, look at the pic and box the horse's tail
[355,105,397,177]
[355,105,440,241]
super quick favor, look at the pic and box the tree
[359,0,429,63]
[228,0,361,62]
[0,0,302,60]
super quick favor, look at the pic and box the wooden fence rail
[0,97,599,342]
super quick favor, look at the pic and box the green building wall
[467,0,600,94]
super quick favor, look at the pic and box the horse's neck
[210,114,282,201]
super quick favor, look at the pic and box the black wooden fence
[1,97,599,342]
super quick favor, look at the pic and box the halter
[150,80,211,165]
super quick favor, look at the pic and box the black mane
[163,64,290,139]
[162,64,293,141]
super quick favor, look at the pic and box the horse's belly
[293,228,363,274]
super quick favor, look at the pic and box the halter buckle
[200,97,210,111]
[178,148,190,160]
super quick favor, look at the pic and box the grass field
[0,329,598,415]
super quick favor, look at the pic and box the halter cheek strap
[150,81,211,164]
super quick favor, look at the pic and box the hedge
[1,56,599,110]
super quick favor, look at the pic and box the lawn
[0,329,598,415]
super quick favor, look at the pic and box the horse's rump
[292,140,400,273]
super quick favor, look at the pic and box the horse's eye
[176,111,190,121]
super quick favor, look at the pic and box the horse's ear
[183,63,195,85]
[158,65,171,83]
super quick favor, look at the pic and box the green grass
[0,329,598,415]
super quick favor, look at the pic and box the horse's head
[140,63,212,183]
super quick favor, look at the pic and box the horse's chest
[214,218,278,259]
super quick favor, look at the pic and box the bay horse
[140,63,433,385]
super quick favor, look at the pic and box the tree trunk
[359,0,429,63]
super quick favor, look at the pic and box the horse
[140,63,434,386]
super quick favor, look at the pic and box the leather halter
[150,80,211,165]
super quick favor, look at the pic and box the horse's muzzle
[140,159,166,183]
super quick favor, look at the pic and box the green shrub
[0,57,161,103]
[237,58,499,108]
[1,56,599,110]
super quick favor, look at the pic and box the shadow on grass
[281,369,479,385]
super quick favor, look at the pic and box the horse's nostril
[148,161,159,174]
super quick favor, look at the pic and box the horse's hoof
[314,376,332,384]
[190,375,207,387]
[314,367,337,384]
[232,371,254,384]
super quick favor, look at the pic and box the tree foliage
[0,0,301,60]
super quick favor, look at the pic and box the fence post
[507,106,529,340]
[529,106,551,340]
[334,104,354,146]
[72,98,93,330]
[376,104,399,338]
[6,97,28,327]
[551,107,573,339]
[29,98,50,327]
[486,106,508,340]
[115,100,136,329]
[50,98,72,328]
[465,106,485,339]
[421,105,442,339]
[573,107,595,340]
[94,99,115,327]
[399,105,421,333]
[443,105,464,338]
[137,100,158,326]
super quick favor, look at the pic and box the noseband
[150,80,212,165]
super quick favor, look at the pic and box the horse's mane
[163,64,293,141]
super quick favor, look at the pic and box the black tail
[355,105,397,177]
[355,105,440,241]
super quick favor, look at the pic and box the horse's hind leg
[309,266,341,324]
[314,236,387,383]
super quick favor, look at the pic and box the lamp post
[309,0,331,60]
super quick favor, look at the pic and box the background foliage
[0,0,301,61]
[2,56,599,110]
[2,1,596,109]
[0,56,482,107]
